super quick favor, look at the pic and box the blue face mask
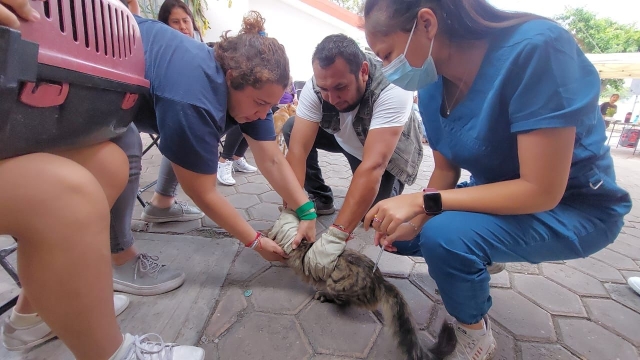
[382,20,437,91]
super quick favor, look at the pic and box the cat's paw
[314,291,333,303]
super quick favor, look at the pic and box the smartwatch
[422,188,443,215]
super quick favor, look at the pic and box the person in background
[272,76,298,113]
[624,112,632,124]
[600,93,619,129]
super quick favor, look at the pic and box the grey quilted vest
[311,55,423,185]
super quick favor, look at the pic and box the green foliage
[329,0,364,14]
[555,7,640,92]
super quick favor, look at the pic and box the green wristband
[295,201,315,218]
[299,210,317,221]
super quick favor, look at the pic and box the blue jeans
[393,207,625,325]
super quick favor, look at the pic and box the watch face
[423,191,442,214]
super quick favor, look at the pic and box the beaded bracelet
[245,232,263,250]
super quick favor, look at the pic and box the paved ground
[1,135,640,359]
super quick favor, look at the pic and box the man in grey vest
[280,34,423,280]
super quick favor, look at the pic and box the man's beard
[337,82,366,113]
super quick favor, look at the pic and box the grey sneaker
[115,333,204,360]
[2,294,130,351]
[113,254,185,296]
[309,195,336,215]
[487,263,506,275]
[448,316,497,360]
[141,201,204,224]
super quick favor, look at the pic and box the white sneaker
[487,263,505,275]
[2,294,130,351]
[629,277,640,296]
[448,316,497,360]
[217,161,236,186]
[115,333,204,360]
[232,157,257,173]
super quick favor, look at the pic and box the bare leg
[0,143,127,360]
[13,143,129,317]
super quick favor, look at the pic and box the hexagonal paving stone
[258,191,282,204]
[332,187,348,197]
[236,182,270,195]
[410,263,441,303]
[345,227,372,252]
[226,248,271,283]
[489,270,511,288]
[362,245,414,278]
[203,210,248,228]
[519,343,580,360]
[366,327,434,360]
[565,257,625,283]
[231,174,248,186]
[604,283,640,313]
[248,203,281,222]
[513,274,586,316]
[427,305,455,338]
[203,287,247,339]
[558,318,638,360]
[540,263,608,297]
[248,220,273,232]
[583,298,640,346]
[216,183,237,197]
[244,174,270,184]
[488,288,556,341]
[591,248,639,271]
[506,262,539,274]
[298,301,382,358]
[621,270,640,280]
[226,194,260,209]
[386,278,434,328]
[607,240,640,261]
[218,312,312,360]
[492,323,517,360]
[147,219,202,234]
[249,267,314,314]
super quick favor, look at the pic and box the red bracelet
[245,232,262,250]
[330,224,354,241]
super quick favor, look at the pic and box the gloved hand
[303,226,348,281]
[267,209,300,255]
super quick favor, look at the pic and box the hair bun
[240,10,267,36]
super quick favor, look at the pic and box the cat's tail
[380,280,457,360]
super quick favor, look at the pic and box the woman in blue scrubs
[361,0,632,358]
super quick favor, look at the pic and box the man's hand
[303,226,348,281]
[293,219,316,249]
[0,0,40,29]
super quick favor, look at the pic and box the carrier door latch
[19,82,69,107]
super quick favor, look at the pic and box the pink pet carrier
[0,0,149,160]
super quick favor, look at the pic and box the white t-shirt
[296,78,413,160]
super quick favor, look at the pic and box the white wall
[201,0,364,81]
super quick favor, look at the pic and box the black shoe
[310,196,336,215]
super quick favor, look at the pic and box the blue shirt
[418,19,630,219]
[134,16,276,174]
